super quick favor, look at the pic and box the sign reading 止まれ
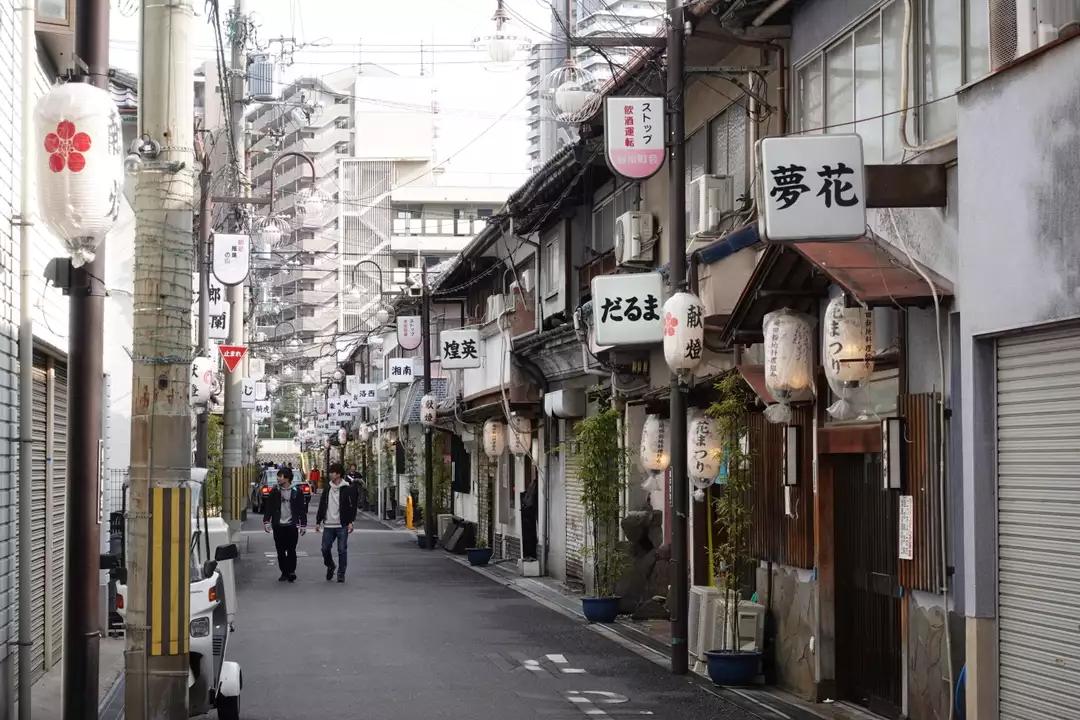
[758,134,867,243]
[590,272,664,346]
[604,97,665,181]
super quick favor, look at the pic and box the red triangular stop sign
[218,345,247,373]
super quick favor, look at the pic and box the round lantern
[358,425,372,442]
[640,415,670,473]
[823,295,876,420]
[323,436,331,450]
[190,356,214,405]
[35,82,124,266]
[687,411,721,481]
[507,416,532,456]
[482,419,505,459]
[663,292,707,374]
[337,427,347,445]
[762,308,814,423]
[419,394,437,427]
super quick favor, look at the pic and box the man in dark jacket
[315,463,357,583]
[263,467,307,582]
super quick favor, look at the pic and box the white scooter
[116,469,243,719]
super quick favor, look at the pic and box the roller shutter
[29,352,47,681]
[996,327,1080,719]
[49,361,68,666]
[563,420,585,591]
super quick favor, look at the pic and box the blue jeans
[321,526,349,576]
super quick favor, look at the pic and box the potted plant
[704,373,761,686]
[567,406,629,623]
[466,533,492,567]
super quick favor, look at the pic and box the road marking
[546,654,587,674]
[563,691,654,717]
[263,551,310,557]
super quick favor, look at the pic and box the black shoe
[326,567,335,581]
[337,574,345,583]
[288,574,297,583]
[278,574,288,582]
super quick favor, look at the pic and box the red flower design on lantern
[663,312,678,337]
[43,120,92,173]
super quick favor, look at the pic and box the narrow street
[229,508,760,720]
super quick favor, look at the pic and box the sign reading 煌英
[439,329,481,369]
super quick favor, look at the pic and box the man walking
[347,463,366,508]
[263,467,307,582]
[316,463,356,583]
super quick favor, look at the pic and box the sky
[107,0,554,188]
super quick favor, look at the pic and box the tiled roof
[109,69,138,115]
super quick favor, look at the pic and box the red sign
[604,97,665,181]
[218,345,247,373]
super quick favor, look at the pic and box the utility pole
[222,0,248,535]
[126,0,197,714]
[421,264,436,548]
[665,0,689,676]
[64,0,110,714]
[196,155,212,468]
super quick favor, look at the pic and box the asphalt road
[228,508,762,720]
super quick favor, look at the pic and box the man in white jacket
[315,463,357,583]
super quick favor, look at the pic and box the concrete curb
[98,672,125,720]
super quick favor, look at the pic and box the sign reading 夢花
[439,329,481,369]
[758,134,867,243]
[590,272,665,346]
[604,97,665,181]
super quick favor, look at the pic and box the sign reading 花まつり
[604,97,665,181]
[759,134,867,243]
[591,272,664,346]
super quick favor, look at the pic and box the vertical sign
[898,494,914,560]
[603,97,665,181]
[346,374,360,395]
[211,232,251,286]
[241,379,256,409]
[192,273,230,341]
[248,358,266,382]
[397,315,422,351]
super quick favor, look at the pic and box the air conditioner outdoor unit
[688,585,721,661]
[990,0,1080,69]
[688,174,734,236]
[486,294,506,322]
[708,597,766,655]
[614,211,656,266]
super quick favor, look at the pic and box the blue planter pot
[467,547,493,566]
[416,533,435,549]
[581,597,622,623]
[704,650,761,687]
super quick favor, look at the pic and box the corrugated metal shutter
[29,353,47,681]
[996,327,1080,719]
[50,361,68,666]
[563,419,585,590]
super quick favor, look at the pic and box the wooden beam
[865,164,948,208]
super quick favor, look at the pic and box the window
[477,208,494,218]
[794,0,989,161]
[590,183,635,254]
[684,127,708,186]
[334,96,349,105]
[709,104,749,203]
[334,117,349,129]
[542,227,561,296]
[334,142,350,154]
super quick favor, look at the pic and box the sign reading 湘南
[604,97,665,181]
[218,344,247,373]
[438,329,481,369]
[758,134,867,243]
[590,272,664,346]
[388,358,415,383]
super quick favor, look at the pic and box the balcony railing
[391,217,488,237]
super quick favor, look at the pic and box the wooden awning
[735,364,776,406]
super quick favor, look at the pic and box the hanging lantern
[687,411,722,481]
[323,436,331,449]
[662,292,707,374]
[823,295,876,420]
[190,356,215,405]
[337,427,348,445]
[482,419,505,459]
[419,394,437,426]
[358,425,372,442]
[294,186,333,228]
[507,416,532,456]
[762,308,815,424]
[35,82,124,267]
[640,415,670,473]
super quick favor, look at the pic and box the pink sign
[604,97,666,181]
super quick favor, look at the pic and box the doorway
[832,452,902,717]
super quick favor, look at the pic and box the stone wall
[907,591,953,720]
[756,563,816,698]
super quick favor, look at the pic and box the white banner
[254,382,267,401]
[253,400,271,418]
[211,233,250,286]
[439,329,482,369]
[346,374,361,395]
[248,358,266,381]
[241,378,256,409]
[192,273,230,341]
[397,315,422,351]
[190,356,215,405]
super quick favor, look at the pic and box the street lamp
[474,0,530,66]
[542,60,602,122]
[345,259,394,326]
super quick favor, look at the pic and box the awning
[735,365,776,405]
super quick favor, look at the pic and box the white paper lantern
[662,292,707,374]
[640,414,671,473]
[358,425,372,441]
[482,419,505,459]
[763,308,815,423]
[337,427,347,445]
[823,295,875,384]
[419,394,437,426]
[190,356,214,405]
[507,416,532,456]
[687,412,722,480]
[35,82,124,266]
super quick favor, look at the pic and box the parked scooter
[115,468,243,719]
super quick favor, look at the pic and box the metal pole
[222,0,248,535]
[422,265,435,548]
[195,159,212,468]
[377,413,383,520]
[63,0,111,714]
[14,0,37,715]
[126,0,197,713]
[665,0,689,676]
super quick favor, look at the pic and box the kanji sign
[241,379,256,409]
[253,400,271,418]
[604,97,665,181]
[759,134,867,242]
[211,233,251,286]
[248,358,265,382]
[346,374,360,395]
[354,383,379,404]
[388,358,415,383]
[439,329,481,369]
[218,344,247,373]
[254,381,267,401]
[397,315,422,351]
[590,272,664,346]
[192,273,230,341]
